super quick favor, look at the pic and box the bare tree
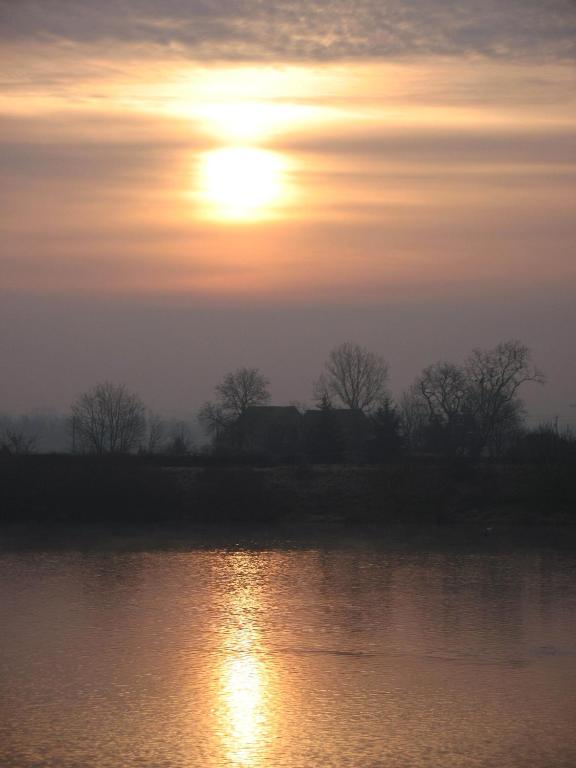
[199,367,271,436]
[216,367,270,416]
[406,340,544,456]
[317,342,389,413]
[399,386,428,452]
[0,414,39,454]
[71,382,146,454]
[198,401,229,437]
[417,362,468,424]
[465,340,544,455]
[0,427,37,455]
[145,411,165,454]
[413,362,472,455]
[312,374,334,408]
[165,420,194,455]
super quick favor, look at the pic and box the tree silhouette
[71,382,146,454]
[368,398,403,460]
[199,367,271,448]
[407,340,544,456]
[465,340,544,455]
[315,342,389,413]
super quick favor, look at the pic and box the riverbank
[1,456,574,527]
[2,520,576,555]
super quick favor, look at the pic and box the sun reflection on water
[222,642,265,765]
[217,553,271,767]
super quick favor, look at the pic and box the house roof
[303,408,368,424]
[239,405,301,424]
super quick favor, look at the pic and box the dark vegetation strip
[1,455,575,527]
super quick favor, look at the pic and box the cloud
[1,0,575,61]
[280,128,576,165]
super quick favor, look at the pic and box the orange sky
[2,57,575,298]
[0,1,575,417]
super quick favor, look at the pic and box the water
[1,529,575,767]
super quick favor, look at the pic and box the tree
[464,340,544,455]
[399,386,428,453]
[145,411,165,454]
[407,340,544,457]
[368,398,403,460]
[165,421,194,455]
[0,414,39,455]
[415,362,471,455]
[71,382,146,454]
[316,342,389,413]
[216,367,271,416]
[0,427,36,455]
[198,367,271,446]
[418,362,468,425]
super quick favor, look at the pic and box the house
[234,405,372,462]
[235,405,303,459]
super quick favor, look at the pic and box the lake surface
[1,529,576,768]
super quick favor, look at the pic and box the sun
[198,147,288,221]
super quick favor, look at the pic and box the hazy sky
[1,0,575,423]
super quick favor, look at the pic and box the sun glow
[154,66,341,143]
[194,101,317,144]
[198,147,288,221]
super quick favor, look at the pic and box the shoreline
[2,518,576,554]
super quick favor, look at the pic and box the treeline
[1,339,575,464]
[2,338,575,528]
[0,409,195,457]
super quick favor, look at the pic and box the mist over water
[1,533,575,768]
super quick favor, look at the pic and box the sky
[1,0,575,424]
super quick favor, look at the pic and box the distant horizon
[2,332,575,432]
